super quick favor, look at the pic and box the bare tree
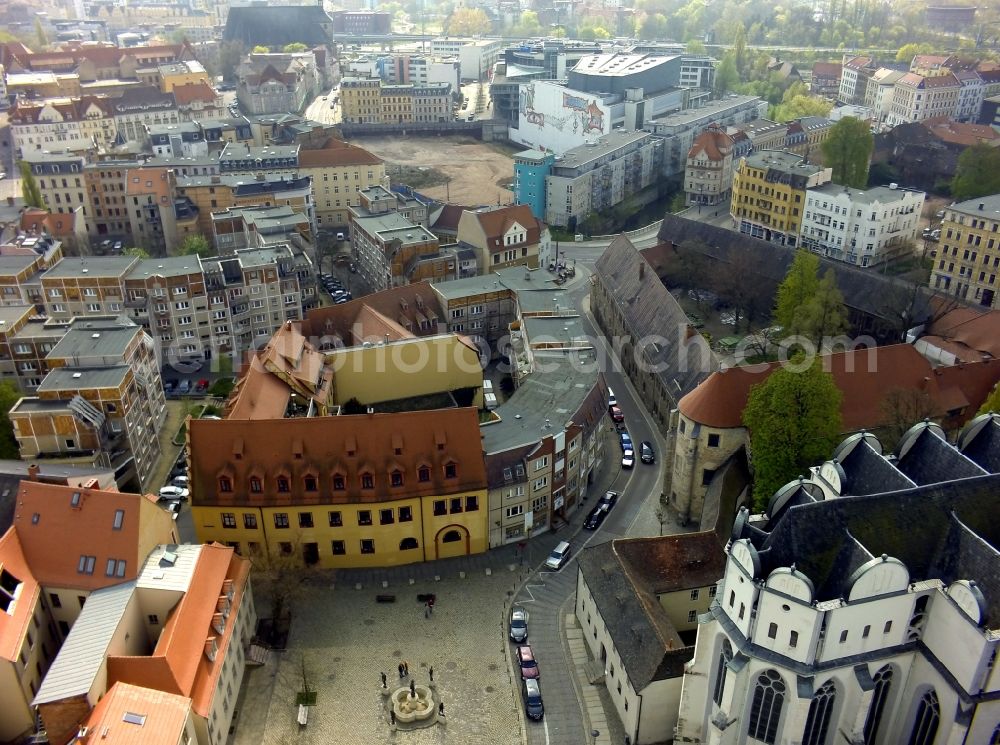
[879,387,937,446]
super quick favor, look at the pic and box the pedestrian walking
[390,710,396,726]
[403,660,410,677]
[429,666,434,682]
[438,702,445,717]
[425,602,430,619]
[398,662,404,679]
[381,671,387,689]
[410,679,416,698]
[428,596,434,614]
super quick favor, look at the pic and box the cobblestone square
[234,570,525,745]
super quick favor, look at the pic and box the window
[863,666,893,745]
[506,505,523,518]
[883,620,892,634]
[863,624,871,639]
[433,500,446,516]
[789,630,798,648]
[360,539,375,554]
[106,559,126,577]
[298,512,313,528]
[767,622,777,639]
[444,462,457,479]
[465,495,479,511]
[358,510,372,526]
[77,555,96,574]
[274,513,289,529]
[148,614,159,625]
[277,477,290,493]
[333,474,346,490]
[748,670,785,744]
[250,477,262,493]
[839,629,848,643]
[222,513,236,528]
[713,640,732,706]
[707,433,720,447]
[380,509,394,525]
[688,610,697,622]
[331,540,346,555]
[304,475,317,492]
[908,689,940,745]
[279,542,293,556]
[418,466,430,482]
[702,468,715,486]
[442,530,462,543]
[243,513,257,529]
[329,511,342,527]
[400,537,418,551]
[802,680,836,745]
[361,473,374,489]
[450,498,463,514]
[390,470,403,487]
[113,509,125,530]
[399,506,413,522]
[690,588,700,601]
[49,593,61,608]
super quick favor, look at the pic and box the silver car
[510,607,529,643]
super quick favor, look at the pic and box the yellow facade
[301,161,388,230]
[932,197,1000,308]
[192,488,488,568]
[326,335,484,408]
[731,161,804,238]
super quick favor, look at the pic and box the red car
[610,405,624,423]
[517,645,540,679]
[195,378,210,393]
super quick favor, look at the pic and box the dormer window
[277,477,290,493]
[391,470,403,487]
[444,462,457,479]
[418,466,430,483]
[332,474,346,491]
[361,473,374,489]
[249,477,263,494]
[304,475,317,492]
[219,477,232,493]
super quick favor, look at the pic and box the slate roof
[652,213,937,329]
[895,421,988,486]
[837,439,915,495]
[958,414,1000,473]
[577,532,725,692]
[224,5,334,48]
[594,234,717,403]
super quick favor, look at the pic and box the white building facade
[800,183,924,267]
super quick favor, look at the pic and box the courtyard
[357,136,516,207]
[231,565,527,745]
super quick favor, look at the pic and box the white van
[607,387,617,408]
[483,379,494,393]
[484,392,498,410]
[545,541,571,570]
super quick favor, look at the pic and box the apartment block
[148,121,208,158]
[9,96,116,157]
[730,150,832,247]
[10,316,166,489]
[340,77,452,124]
[109,86,181,145]
[800,182,924,267]
[886,72,962,127]
[0,307,69,391]
[543,130,662,228]
[174,173,314,237]
[21,152,89,231]
[456,204,546,274]
[838,55,877,105]
[930,194,1000,307]
[350,211,440,292]
[430,38,503,82]
[684,126,735,208]
[298,137,387,230]
[0,481,178,743]
[237,52,321,115]
[864,68,905,124]
[40,256,137,321]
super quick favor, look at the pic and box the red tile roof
[811,62,842,79]
[678,344,1000,431]
[83,682,191,745]
[468,204,542,249]
[920,305,1000,361]
[171,81,219,106]
[298,137,383,167]
[687,127,734,162]
[19,207,79,238]
[0,528,40,662]
[923,118,1000,147]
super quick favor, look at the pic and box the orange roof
[125,167,173,198]
[301,281,444,341]
[83,682,191,744]
[687,127,734,162]
[923,118,1000,147]
[678,344,1000,431]
[19,207,79,238]
[172,82,219,106]
[0,528,41,662]
[107,545,251,717]
[921,305,1000,361]
[470,204,542,248]
[299,137,383,167]
[189,408,487,507]
[225,362,292,420]
[12,481,172,591]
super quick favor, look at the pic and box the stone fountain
[388,683,439,730]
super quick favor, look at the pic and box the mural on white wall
[519,82,606,135]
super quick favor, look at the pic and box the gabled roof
[428,204,469,233]
[594,234,717,403]
[686,127,733,162]
[107,544,250,717]
[12,482,171,592]
[922,118,1000,147]
[0,529,40,663]
[464,204,542,248]
[19,207,80,238]
[83,682,192,745]
[172,82,220,106]
[577,532,725,691]
[918,304,1000,361]
[811,62,842,78]
[301,281,445,341]
[299,138,383,168]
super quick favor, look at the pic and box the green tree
[0,381,22,459]
[510,10,542,36]
[951,143,1000,201]
[252,45,270,54]
[822,117,873,189]
[895,42,934,64]
[789,269,848,346]
[771,82,834,122]
[446,7,491,35]
[34,18,48,49]
[178,235,213,257]
[283,42,308,53]
[732,21,748,77]
[217,40,244,82]
[19,162,44,209]
[773,250,820,332]
[123,247,150,259]
[743,356,843,508]
[979,383,1000,415]
[686,39,706,54]
[714,51,739,97]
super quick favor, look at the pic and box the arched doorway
[434,525,470,559]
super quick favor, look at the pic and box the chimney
[212,612,225,634]
[222,579,234,598]
[204,637,218,661]
[27,464,39,481]
[217,595,230,614]
[979,202,985,211]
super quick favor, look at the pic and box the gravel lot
[355,136,516,206]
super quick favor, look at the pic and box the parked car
[195,378,209,393]
[640,441,655,464]
[607,387,617,408]
[163,380,176,395]
[0,172,6,180]
[622,449,635,469]
[619,431,632,452]
[171,475,189,488]
[177,379,192,394]
[336,232,346,241]
[598,490,619,510]
[510,607,529,643]
[522,679,544,721]
[158,486,189,501]
[610,405,624,423]
[545,540,571,570]
[516,645,540,679]
[334,297,349,304]
[583,503,610,530]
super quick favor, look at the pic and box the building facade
[340,77,452,124]
[684,126,735,208]
[456,204,545,274]
[930,194,1000,307]
[885,73,962,127]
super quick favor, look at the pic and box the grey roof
[653,213,937,332]
[43,256,138,279]
[808,182,923,205]
[895,423,988,486]
[33,581,137,705]
[648,94,764,129]
[224,4,333,47]
[484,444,533,489]
[127,256,205,281]
[482,352,605,453]
[950,194,1000,219]
[522,315,588,345]
[0,305,34,327]
[959,415,1000,473]
[13,319,75,341]
[838,440,915,495]
[553,130,653,171]
[136,543,203,593]
[0,255,42,274]
[433,266,568,303]
[744,149,825,176]
[353,212,437,247]
[594,234,717,403]
[47,321,140,360]
[36,366,130,391]
[234,244,293,269]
